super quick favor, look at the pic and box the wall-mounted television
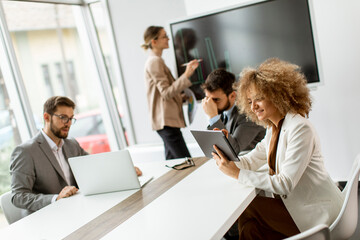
[169,0,320,100]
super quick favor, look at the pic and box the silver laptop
[69,150,142,196]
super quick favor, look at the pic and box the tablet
[190,130,240,161]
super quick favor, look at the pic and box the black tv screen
[169,0,319,100]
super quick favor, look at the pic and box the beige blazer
[144,52,192,130]
[235,113,343,232]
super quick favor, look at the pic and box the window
[89,1,134,145]
[0,70,21,228]
[68,111,110,153]
[41,64,54,97]
[2,1,114,153]
[0,0,131,227]
[54,61,78,96]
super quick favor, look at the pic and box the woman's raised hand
[184,59,200,78]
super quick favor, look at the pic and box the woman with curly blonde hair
[212,58,343,239]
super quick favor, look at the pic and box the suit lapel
[227,106,240,133]
[36,132,67,183]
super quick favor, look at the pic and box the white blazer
[235,113,343,232]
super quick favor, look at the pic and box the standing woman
[212,58,343,239]
[142,26,199,160]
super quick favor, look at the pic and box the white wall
[183,0,252,16]
[109,0,360,180]
[107,0,188,144]
[307,0,360,180]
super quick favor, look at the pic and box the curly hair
[236,58,312,126]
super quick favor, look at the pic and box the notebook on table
[69,149,152,196]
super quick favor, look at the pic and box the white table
[0,158,256,240]
[102,160,256,240]
[0,160,177,240]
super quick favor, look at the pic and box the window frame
[0,0,134,149]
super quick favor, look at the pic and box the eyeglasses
[155,34,169,40]
[52,114,76,125]
[166,157,195,170]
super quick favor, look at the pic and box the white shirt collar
[41,129,64,151]
[223,104,235,119]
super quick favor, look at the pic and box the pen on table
[181,59,203,67]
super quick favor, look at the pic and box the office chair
[0,191,24,224]
[284,224,330,240]
[329,154,360,240]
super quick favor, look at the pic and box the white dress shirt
[41,130,72,202]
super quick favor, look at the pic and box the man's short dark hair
[201,69,236,95]
[43,96,75,115]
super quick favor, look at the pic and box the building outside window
[0,0,131,227]
[2,1,114,153]
[41,64,54,97]
[89,1,134,145]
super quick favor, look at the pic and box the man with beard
[9,96,141,215]
[201,69,265,155]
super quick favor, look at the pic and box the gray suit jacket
[208,106,266,155]
[10,132,88,214]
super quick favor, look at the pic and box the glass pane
[89,2,130,145]
[2,1,112,154]
[0,70,21,228]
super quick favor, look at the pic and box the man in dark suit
[201,69,265,155]
[10,96,141,215]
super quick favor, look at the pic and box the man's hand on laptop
[56,186,78,200]
[135,166,142,176]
